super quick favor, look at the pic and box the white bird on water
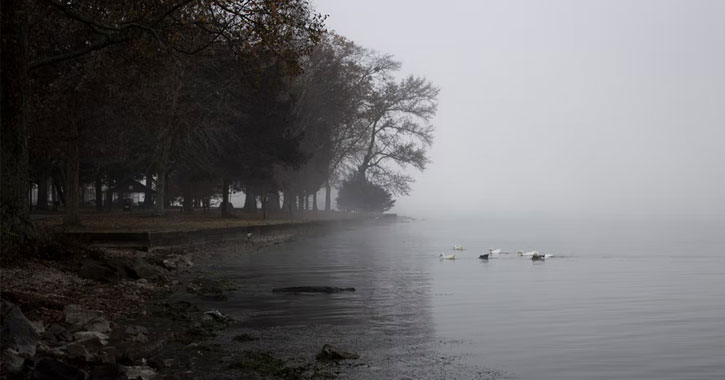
[440,253,456,260]
[489,248,501,255]
[453,245,464,251]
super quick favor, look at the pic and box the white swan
[440,253,456,260]
[519,251,539,257]
[453,245,464,250]
[488,248,501,255]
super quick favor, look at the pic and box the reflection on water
[197,217,725,380]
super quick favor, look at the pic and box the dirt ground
[33,209,361,233]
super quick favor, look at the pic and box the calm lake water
[200,216,725,379]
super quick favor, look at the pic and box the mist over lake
[194,216,725,379]
[3,1,724,379]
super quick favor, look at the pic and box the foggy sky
[314,0,725,219]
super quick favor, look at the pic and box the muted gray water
[200,217,725,379]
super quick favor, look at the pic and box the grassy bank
[33,209,364,233]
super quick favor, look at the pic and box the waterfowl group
[439,246,554,261]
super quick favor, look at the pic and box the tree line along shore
[1,1,439,262]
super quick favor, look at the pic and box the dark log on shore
[272,286,355,294]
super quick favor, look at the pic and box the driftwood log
[271,286,355,294]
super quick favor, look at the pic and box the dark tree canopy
[1,1,438,252]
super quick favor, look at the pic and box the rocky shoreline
[1,227,366,380]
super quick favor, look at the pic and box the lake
[199,216,725,379]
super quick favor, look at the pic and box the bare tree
[356,74,439,195]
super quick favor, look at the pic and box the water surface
[199,217,725,379]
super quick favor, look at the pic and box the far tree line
[1,0,438,247]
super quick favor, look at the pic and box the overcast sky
[314,0,725,219]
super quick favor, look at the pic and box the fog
[315,0,725,219]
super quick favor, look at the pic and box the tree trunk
[53,176,66,207]
[1,0,31,249]
[221,178,230,217]
[94,176,103,211]
[312,190,318,211]
[154,66,182,216]
[282,191,293,217]
[104,188,113,210]
[182,184,193,212]
[37,175,49,211]
[268,192,280,212]
[154,145,170,215]
[63,104,81,226]
[261,192,267,220]
[244,188,257,213]
[144,173,154,209]
[324,181,331,211]
[51,183,57,210]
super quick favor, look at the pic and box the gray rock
[64,305,111,334]
[121,365,157,380]
[100,346,119,364]
[161,259,176,270]
[186,278,226,300]
[124,325,149,335]
[64,304,103,327]
[29,319,45,334]
[2,348,26,374]
[85,317,111,334]
[48,324,73,342]
[1,302,40,356]
[130,333,149,343]
[73,331,109,345]
[66,342,93,361]
[316,344,360,361]
[127,258,167,281]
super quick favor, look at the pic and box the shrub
[336,175,395,213]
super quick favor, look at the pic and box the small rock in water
[316,344,360,361]
[203,310,229,322]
